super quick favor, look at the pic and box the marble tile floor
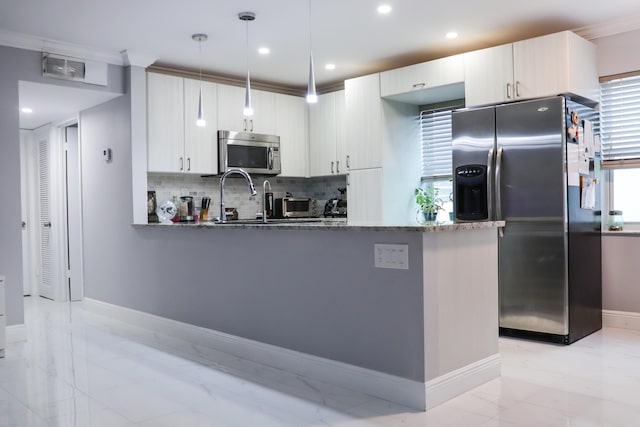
[2,297,640,426]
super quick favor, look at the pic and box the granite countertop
[134,219,506,233]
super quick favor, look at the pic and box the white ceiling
[18,81,121,130]
[4,0,640,129]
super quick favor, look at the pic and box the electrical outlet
[374,244,409,270]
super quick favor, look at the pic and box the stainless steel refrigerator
[452,96,601,344]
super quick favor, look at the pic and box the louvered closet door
[38,139,55,300]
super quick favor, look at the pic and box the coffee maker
[323,188,347,218]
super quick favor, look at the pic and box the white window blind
[600,75,640,163]
[420,106,459,178]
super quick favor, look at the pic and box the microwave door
[226,144,269,173]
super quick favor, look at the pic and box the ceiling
[4,0,640,129]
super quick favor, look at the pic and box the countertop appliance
[452,96,601,345]
[218,130,280,176]
[273,197,315,218]
[324,188,347,218]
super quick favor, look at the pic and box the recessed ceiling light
[258,47,270,55]
[21,107,33,113]
[325,63,336,70]
[446,31,458,39]
[377,4,392,14]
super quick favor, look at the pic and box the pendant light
[192,33,208,127]
[239,12,255,116]
[306,0,318,104]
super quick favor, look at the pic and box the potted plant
[414,186,444,223]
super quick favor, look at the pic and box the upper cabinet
[217,84,276,134]
[380,55,465,104]
[147,72,218,174]
[344,73,383,170]
[275,93,308,177]
[464,31,599,107]
[309,90,346,177]
[183,78,218,174]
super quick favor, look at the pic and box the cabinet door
[217,84,248,132]
[380,55,464,97]
[344,74,383,170]
[513,33,567,100]
[249,90,276,134]
[334,90,347,174]
[464,44,514,107]
[275,93,308,177]
[347,168,383,225]
[147,73,185,173]
[184,78,218,175]
[309,92,337,176]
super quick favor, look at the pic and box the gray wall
[0,45,124,326]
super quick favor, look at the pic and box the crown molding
[0,29,124,65]
[574,13,640,40]
[121,50,158,68]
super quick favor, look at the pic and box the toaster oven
[273,198,315,218]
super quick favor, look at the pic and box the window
[419,102,462,221]
[600,74,640,225]
[611,168,640,222]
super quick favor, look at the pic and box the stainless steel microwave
[218,130,281,175]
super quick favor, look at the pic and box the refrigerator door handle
[495,145,504,237]
[487,147,495,220]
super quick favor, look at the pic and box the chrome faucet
[262,179,272,224]
[219,168,257,223]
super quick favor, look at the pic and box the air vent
[42,53,108,86]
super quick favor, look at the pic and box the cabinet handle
[412,83,426,89]
[515,81,521,98]
[506,83,512,99]
[243,118,247,131]
[336,160,340,174]
[346,155,351,169]
[331,161,334,174]
[180,157,184,171]
[187,158,191,171]
[250,120,254,132]
[346,173,350,186]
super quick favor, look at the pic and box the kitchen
[3,1,640,425]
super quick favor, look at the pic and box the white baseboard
[424,354,501,410]
[82,298,499,411]
[7,324,27,343]
[603,310,640,331]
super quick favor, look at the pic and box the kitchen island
[89,221,503,410]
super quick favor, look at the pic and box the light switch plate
[374,244,409,270]
[102,148,112,162]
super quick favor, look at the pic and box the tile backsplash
[148,173,347,220]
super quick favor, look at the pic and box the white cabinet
[183,78,218,174]
[344,74,383,170]
[463,44,514,107]
[275,93,308,177]
[147,73,184,173]
[0,275,5,357]
[464,31,599,107]
[347,168,383,225]
[217,84,276,134]
[380,54,465,102]
[147,72,218,174]
[309,90,346,176]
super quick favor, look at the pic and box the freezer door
[495,97,568,336]
[451,107,496,221]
